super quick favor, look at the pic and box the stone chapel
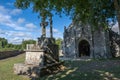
[62,21,120,58]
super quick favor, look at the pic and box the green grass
[40,60,120,80]
[0,54,120,80]
[0,48,18,51]
[0,54,29,80]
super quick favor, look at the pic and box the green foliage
[6,43,14,48]
[0,38,8,48]
[22,39,36,49]
[55,38,62,49]
[0,48,17,52]
[14,0,117,30]
[0,37,36,51]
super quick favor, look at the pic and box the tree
[0,38,8,48]
[22,40,36,49]
[14,0,119,31]
[55,38,62,49]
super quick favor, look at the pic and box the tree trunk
[114,0,120,34]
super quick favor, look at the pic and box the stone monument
[14,16,59,77]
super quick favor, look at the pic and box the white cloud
[6,22,25,30]
[0,29,6,35]
[46,28,59,33]
[7,31,32,37]
[9,37,33,44]
[0,14,11,25]
[0,5,21,15]
[6,2,13,6]
[0,5,9,14]
[25,23,37,29]
[0,5,39,44]
[5,30,33,44]
[17,18,25,24]
[10,9,22,15]
[9,37,22,44]
[53,28,59,33]
[46,28,62,38]
[0,5,37,31]
[24,37,33,40]
[0,7,25,30]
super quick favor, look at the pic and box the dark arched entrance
[78,40,90,57]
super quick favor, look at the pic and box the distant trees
[21,40,36,49]
[0,38,36,51]
[0,38,8,48]
[55,38,62,49]
[0,37,63,50]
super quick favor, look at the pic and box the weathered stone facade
[62,22,120,58]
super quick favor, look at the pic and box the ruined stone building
[62,22,120,58]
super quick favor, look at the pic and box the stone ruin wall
[63,23,76,58]
[63,22,115,58]
[93,29,111,58]
[63,22,93,58]
[74,23,93,58]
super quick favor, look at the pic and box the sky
[0,0,72,44]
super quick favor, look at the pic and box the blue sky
[0,0,72,44]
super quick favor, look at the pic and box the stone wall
[93,29,111,58]
[75,24,93,58]
[63,22,93,58]
[63,22,114,59]
[63,23,76,58]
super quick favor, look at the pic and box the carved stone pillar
[49,16,53,38]
[40,16,48,38]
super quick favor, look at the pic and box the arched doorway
[78,40,90,57]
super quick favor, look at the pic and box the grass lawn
[0,54,29,80]
[0,48,18,51]
[0,54,120,80]
[41,59,120,80]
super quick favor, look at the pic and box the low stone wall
[0,50,25,59]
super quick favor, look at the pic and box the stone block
[25,51,44,66]
[13,63,29,75]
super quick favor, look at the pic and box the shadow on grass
[38,60,120,80]
[96,70,120,80]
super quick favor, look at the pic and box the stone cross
[40,17,48,38]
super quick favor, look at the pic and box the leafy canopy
[15,0,116,29]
